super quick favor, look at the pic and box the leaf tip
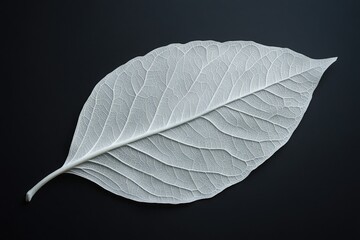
[322,56,338,69]
[329,56,338,64]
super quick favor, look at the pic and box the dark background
[7,0,359,239]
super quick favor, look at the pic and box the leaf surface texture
[26,41,336,204]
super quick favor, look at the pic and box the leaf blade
[26,41,337,203]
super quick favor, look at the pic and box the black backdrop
[7,0,360,239]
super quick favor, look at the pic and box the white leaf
[26,41,337,204]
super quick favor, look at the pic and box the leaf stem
[25,166,67,202]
